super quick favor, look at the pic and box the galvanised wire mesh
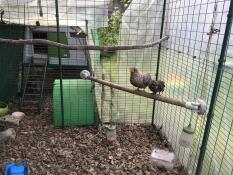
[0,0,110,120]
[0,0,232,174]
[200,27,233,175]
[202,66,233,175]
[108,0,163,123]
[153,0,233,174]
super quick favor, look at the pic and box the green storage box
[53,79,94,127]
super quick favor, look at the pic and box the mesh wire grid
[0,0,232,174]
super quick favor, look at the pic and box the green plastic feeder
[0,101,8,117]
[53,79,95,127]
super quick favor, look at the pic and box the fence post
[55,0,65,129]
[152,0,167,125]
[195,1,233,174]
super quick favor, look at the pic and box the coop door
[32,31,70,65]
[47,32,70,59]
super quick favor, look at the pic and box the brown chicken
[128,67,151,90]
[148,80,165,94]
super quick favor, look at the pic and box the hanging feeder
[105,125,117,142]
[179,124,195,148]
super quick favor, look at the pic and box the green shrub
[97,10,122,46]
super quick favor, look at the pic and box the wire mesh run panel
[53,79,95,126]
[0,0,233,174]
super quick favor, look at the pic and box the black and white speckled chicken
[148,80,165,94]
[128,67,151,90]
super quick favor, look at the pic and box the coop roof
[0,0,112,30]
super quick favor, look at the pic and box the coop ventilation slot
[32,32,48,54]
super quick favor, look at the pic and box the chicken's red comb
[128,67,134,72]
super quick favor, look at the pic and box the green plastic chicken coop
[53,79,95,127]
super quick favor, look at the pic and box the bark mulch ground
[0,96,184,175]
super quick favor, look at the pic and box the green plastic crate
[53,79,94,127]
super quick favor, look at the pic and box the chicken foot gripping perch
[80,70,207,115]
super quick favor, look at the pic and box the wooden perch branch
[81,70,206,114]
[0,36,169,51]
[87,76,186,108]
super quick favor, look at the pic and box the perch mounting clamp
[185,99,206,115]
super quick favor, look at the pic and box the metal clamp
[185,99,207,115]
[207,28,220,35]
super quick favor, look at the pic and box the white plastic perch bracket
[80,70,91,79]
[185,99,207,115]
